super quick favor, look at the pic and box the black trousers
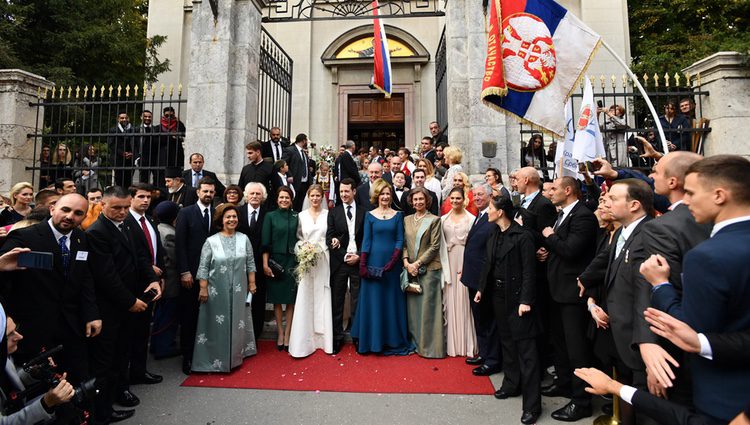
[89,312,133,422]
[127,303,153,381]
[468,287,502,368]
[179,283,200,361]
[550,301,594,406]
[251,274,267,340]
[331,263,360,343]
[491,288,541,414]
[292,182,309,212]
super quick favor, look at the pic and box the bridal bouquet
[294,240,322,281]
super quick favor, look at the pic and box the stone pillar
[683,52,750,158]
[0,70,54,192]
[186,0,266,184]
[445,2,515,180]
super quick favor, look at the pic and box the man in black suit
[540,176,598,421]
[420,136,437,165]
[326,178,364,353]
[411,169,439,216]
[238,141,273,197]
[109,112,135,188]
[382,156,412,188]
[135,110,163,186]
[333,140,361,205]
[390,170,411,213]
[355,162,382,210]
[125,183,165,388]
[182,153,225,198]
[260,126,289,162]
[463,183,502,376]
[236,182,268,340]
[0,194,101,384]
[175,177,216,374]
[282,133,313,212]
[429,121,449,148]
[86,186,162,424]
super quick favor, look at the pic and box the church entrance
[347,93,405,151]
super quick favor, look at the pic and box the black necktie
[203,208,210,232]
[301,149,308,179]
[347,205,353,220]
[275,143,281,160]
[118,223,129,241]
[553,210,565,230]
[250,210,257,227]
[58,235,70,275]
[473,212,483,226]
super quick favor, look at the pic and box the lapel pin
[625,249,630,263]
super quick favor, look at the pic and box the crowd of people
[0,117,748,425]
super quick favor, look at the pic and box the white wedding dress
[288,209,333,357]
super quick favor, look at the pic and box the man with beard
[135,110,163,186]
[282,133,313,212]
[108,112,135,188]
[261,127,290,162]
[165,167,194,207]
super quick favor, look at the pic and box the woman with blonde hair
[440,146,463,199]
[0,182,34,227]
[440,172,477,216]
[51,142,73,181]
[414,158,442,202]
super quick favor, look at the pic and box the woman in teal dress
[193,204,258,372]
[261,186,299,351]
[351,179,413,355]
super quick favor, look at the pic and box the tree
[629,0,750,75]
[0,0,170,86]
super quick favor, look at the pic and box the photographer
[1,310,74,424]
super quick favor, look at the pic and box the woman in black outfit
[475,196,541,425]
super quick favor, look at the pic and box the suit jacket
[391,187,411,213]
[381,171,412,189]
[326,202,364,273]
[422,149,437,164]
[631,390,714,425]
[261,139,290,161]
[182,169,226,198]
[461,212,493,290]
[651,220,750,421]
[86,215,157,317]
[355,181,376,210]
[134,124,162,166]
[0,222,99,360]
[175,203,215,277]
[518,192,557,247]
[477,222,540,340]
[707,329,750,367]
[108,125,135,166]
[545,201,599,304]
[282,144,311,194]
[334,151,361,188]
[237,204,266,268]
[125,212,165,272]
[168,184,196,208]
[237,159,273,195]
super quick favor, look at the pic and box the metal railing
[257,27,294,144]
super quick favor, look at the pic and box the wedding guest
[390,170,411,213]
[351,179,411,354]
[38,145,53,190]
[411,169,440,216]
[403,187,444,358]
[313,162,336,209]
[73,144,100,195]
[440,171,477,216]
[288,185,333,357]
[0,182,33,227]
[415,158,442,203]
[485,168,511,198]
[475,195,541,425]
[270,160,295,210]
[51,142,73,181]
[440,187,477,357]
[221,185,243,206]
[193,203,257,372]
[237,182,269,340]
[150,201,181,359]
[434,145,447,180]
[261,186,299,351]
[440,146,463,199]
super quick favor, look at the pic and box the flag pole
[600,40,669,155]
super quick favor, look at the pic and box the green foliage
[629,0,750,75]
[0,0,170,86]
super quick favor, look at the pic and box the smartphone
[139,288,158,303]
[17,251,54,270]
[596,100,603,108]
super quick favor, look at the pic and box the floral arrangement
[294,240,322,281]
[313,144,337,166]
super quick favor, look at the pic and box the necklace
[376,208,388,219]
[414,212,427,221]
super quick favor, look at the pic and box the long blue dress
[351,211,413,355]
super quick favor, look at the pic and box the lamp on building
[482,140,497,158]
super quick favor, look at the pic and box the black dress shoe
[541,383,571,398]
[116,390,140,407]
[131,371,163,385]
[182,359,192,375]
[551,402,592,422]
[493,388,520,399]
[109,409,135,423]
[465,356,484,365]
[332,342,342,354]
[521,410,540,424]
[472,364,501,376]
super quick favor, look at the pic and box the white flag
[555,98,579,178]
[572,77,606,162]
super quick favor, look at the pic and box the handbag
[268,258,285,276]
[367,266,384,278]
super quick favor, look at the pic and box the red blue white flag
[481,0,600,137]
[371,0,392,98]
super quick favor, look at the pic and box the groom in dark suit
[326,178,364,353]
[237,182,269,340]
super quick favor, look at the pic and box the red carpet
[182,341,495,395]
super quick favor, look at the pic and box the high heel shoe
[284,345,289,352]
[277,344,284,351]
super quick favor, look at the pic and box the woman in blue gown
[351,179,413,355]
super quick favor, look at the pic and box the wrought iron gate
[258,27,294,143]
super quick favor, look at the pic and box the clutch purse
[268,258,285,276]
[367,266,384,278]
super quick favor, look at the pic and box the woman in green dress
[262,186,299,351]
[193,204,258,372]
[402,187,445,358]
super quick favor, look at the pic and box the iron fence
[435,26,448,137]
[518,73,710,178]
[27,84,187,191]
[257,27,294,144]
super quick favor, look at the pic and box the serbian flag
[371,0,392,98]
[481,0,600,137]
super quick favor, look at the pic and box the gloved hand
[383,249,402,272]
[359,252,370,278]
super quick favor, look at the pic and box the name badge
[76,251,89,261]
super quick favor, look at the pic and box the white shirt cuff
[619,385,637,405]
[697,333,713,360]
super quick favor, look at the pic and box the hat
[154,201,180,225]
[165,167,182,179]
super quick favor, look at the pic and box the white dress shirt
[130,209,157,264]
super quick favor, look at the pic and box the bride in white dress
[288,184,333,357]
